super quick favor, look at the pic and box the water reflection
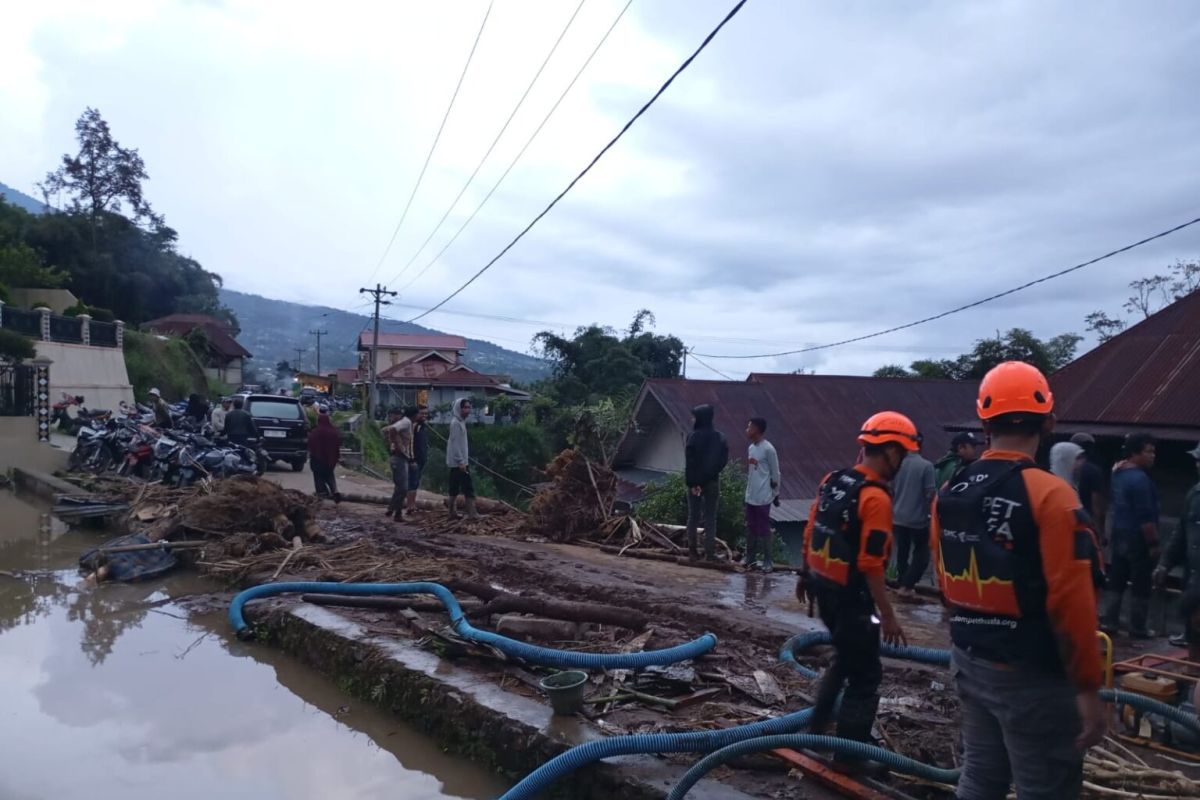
[0,490,507,800]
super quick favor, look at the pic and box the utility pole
[682,347,688,379]
[359,283,396,418]
[308,329,328,375]
[293,348,306,374]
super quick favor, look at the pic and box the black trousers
[894,524,930,589]
[810,584,882,744]
[1107,533,1154,601]
[448,468,475,499]
[311,463,338,498]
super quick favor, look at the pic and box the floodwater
[0,489,509,800]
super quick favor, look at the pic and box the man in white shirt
[743,416,781,572]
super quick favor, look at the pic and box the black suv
[242,394,308,471]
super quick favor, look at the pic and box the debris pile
[528,449,617,541]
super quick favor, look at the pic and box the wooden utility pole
[293,347,305,374]
[308,329,328,375]
[358,283,396,418]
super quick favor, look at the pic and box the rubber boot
[832,694,885,775]
[1099,592,1122,634]
[464,497,483,521]
[1130,597,1155,639]
[687,530,699,560]
[807,668,842,736]
[448,495,461,520]
[740,537,758,568]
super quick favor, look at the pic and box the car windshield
[247,400,302,420]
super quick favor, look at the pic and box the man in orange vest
[797,412,911,762]
[932,361,1105,799]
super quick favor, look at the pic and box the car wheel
[291,459,306,472]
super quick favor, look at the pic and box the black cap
[951,432,980,448]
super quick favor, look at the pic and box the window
[247,400,303,420]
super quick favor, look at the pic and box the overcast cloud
[2,0,1198,378]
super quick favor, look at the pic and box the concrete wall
[7,288,79,314]
[0,419,66,473]
[204,359,243,388]
[34,340,134,412]
[638,420,686,473]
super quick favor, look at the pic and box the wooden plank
[771,748,894,800]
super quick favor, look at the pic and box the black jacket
[1160,483,1200,594]
[684,404,729,487]
[413,421,429,466]
[223,409,258,443]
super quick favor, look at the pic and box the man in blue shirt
[1101,433,1159,639]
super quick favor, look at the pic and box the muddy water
[0,490,509,800]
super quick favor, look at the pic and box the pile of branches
[581,516,739,572]
[1081,741,1200,799]
[528,449,617,541]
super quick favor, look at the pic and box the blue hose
[780,630,951,678]
[228,581,718,670]
[496,708,815,800]
[666,734,961,799]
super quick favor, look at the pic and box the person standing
[796,411,910,763]
[933,361,1105,799]
[1101,433,1160,638]
[307,405,341,500]
[211,397,232,435]
[1154,444,1200,652]
[1071,432,1110,544]
[743,417,781,572]
[406,405,429,515]
[934,432,980,488]
[446,398,482,520]
[384,407,412,521]
[1049,441,1086,487]
[148,388,172,428]
[893,440,937,600]
[223,396,258,447]
[684,404,729,561]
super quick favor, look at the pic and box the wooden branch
[468,594,648,630]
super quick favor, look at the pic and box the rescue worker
[1153,443,1200,652]
[796,411,911,763]
[932,361,1105,800]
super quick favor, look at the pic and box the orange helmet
[858,411,920,452]
[976,361,1053,420]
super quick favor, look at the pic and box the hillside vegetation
[123,330,212,399]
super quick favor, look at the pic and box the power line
[359,283,398,418]
[687,350,736,380]
[404,0,750,322]
[693,214,1200,360]
[392,0,637,297]
[308,329,328,374]
[387,0,589,287]
[365,0,496,284]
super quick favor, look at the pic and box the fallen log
[301,593,485,614]
[338,491,510,514]
[598,545,740,573]
[468,594,649,630]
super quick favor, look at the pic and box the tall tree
[877,328,1080,380]
[40,108,159,237]
[1085,259,1199,341]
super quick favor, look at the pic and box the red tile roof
[616,374,978,501]
[335,368,360,385]
[1051,290,1200,433]
[377,352,456,380]
[143,314,251,359]
[358,332,467,351]
[430,368,502,387]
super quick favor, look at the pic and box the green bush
[420,420,550,507]
[88,306,115,322]
[123,330,209,400]
[0,329,36,363]
[0,283,10,303]
[635,462,749,546]
[62,301,89,317]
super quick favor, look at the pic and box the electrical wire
[686,350,736,380]
[425,423,537,496]
[365,0,496,284]
[386,0,589,287]
[693,214,1200,359]
[394,0,637,297]
[405,0,749,320]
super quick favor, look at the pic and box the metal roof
[143,315,252,359]
[1051,291,1200,435]
[615,374,978,501]
[357,332,467,351]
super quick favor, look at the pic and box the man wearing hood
[684,404,729,560]
[447,398,481,520]
[307,405,341,499]
[1049,441,1085,487]
[1154,444,1200,652]
[1101,433,1159,638]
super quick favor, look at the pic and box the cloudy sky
[3,0,1198,378]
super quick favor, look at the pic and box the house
[614,373,979,527]
[143,314,252,388]
[357,331,530,419]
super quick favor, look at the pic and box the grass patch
[123,330,209,400]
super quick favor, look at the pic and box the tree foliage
[877,328,1081,380]
[635,462,749,546]
[532,310,684,405]
[0,329,36,363]
[1086,259,1199,341]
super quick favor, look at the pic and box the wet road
[0,488,508,800]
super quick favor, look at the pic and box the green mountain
[0,181,48,214]
[219,288,549,385]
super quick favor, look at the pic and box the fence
[0,365,35,417]
[0,304,123,348]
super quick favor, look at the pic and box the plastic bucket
[539,670,588,715]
